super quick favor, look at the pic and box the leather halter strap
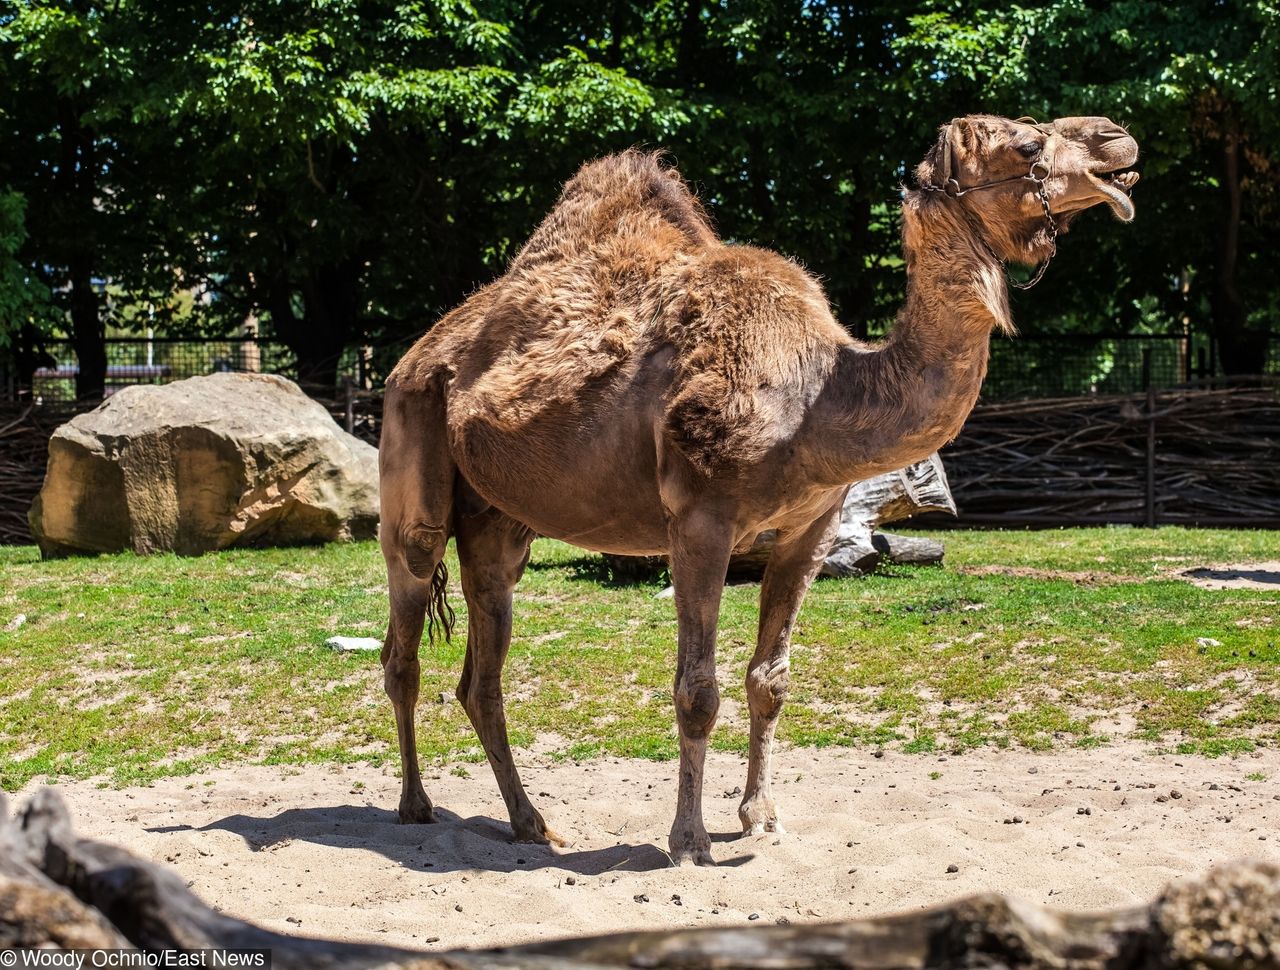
[927,117,1054,196]
[919,117,1059,290]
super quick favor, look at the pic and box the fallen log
[4,789,1278,969]
[605,453,957,583]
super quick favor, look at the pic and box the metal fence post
[1142,349,1156,528]
[344,375,355,434]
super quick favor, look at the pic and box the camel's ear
[920,118,976,188]
[920,120,958,188]
[949,118,979,163]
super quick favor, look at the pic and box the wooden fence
[3,379,1277,546]
[927,379,1280,528]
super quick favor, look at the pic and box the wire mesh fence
[1,329,1277,407]
[19,337,298,404]
[983,333,1207,400]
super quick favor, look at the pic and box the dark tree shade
[2,1,1277,396]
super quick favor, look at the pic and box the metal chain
[1008,171,1058,291]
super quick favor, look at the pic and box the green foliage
[0,190,56,348]
[1,1,1277,388]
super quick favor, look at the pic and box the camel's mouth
[1084,169,1139,222]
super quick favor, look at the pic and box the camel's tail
[426,558,455,644]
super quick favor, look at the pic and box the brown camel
[378,114,1139,865]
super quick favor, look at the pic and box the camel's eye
[1016,141,1043,159]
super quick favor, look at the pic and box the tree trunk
[1211,123,1265,375]
[675,0,704,85]
[68,254,105,402]
[842,192,875,339]
[267,263,358,396]
[746,130,775,235]
[56,98,105,402]
[605,0,629,67]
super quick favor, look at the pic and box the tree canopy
[2,0,1276,398]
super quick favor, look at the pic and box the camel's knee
[674,673,720,740]
[746,657,790,720]
[403,522,448,580]
[459,678,500,727]
[385,522,456,644]
[383,652,421,708]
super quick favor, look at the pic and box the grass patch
[1,527,1277,789]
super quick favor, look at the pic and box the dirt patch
[956,565,1145,585]
[1181,562,1280,591]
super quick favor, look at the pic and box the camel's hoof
[739,799,784,836]
[397,798,437,825]
[668,831,715,866]
[512,811,566,847]
[512,826,567,848]
[670,844,717,867]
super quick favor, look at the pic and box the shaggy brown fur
[378,116,1139,864]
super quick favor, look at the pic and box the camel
[378,114,1139,865]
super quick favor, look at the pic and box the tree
[0,189,59,386]
[1,1,200,400]
[896,0,1280,374]
[138,1,688,391]
[2,4,109,400]
[3,0,1276,397]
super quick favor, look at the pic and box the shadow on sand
[182,804,755,874]
[1185,566,1280,587]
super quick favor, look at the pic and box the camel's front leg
[740,491,845,836]
[667,508,736,866]
[381,568,440,825]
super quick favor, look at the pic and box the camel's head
[916,114,1139,266]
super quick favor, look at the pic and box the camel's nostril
[1096,126,1132,142]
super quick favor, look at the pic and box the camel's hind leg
[666,506,737,866]
[379,382,456,824]
[454,497,562,845]
[739,489,845,836]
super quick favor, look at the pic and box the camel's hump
[511,150,719,269]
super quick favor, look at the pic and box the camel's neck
[806,193,1009,486]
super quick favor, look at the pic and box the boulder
[28,373,378,557]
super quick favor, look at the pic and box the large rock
[28,373,378,557]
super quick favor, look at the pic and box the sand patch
[1182,562,1280,591]
[16,743,1279,951]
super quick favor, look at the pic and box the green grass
[1,527,1277,790]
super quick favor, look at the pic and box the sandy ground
[1182,560,1280,590]
[17,744,1280,952]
